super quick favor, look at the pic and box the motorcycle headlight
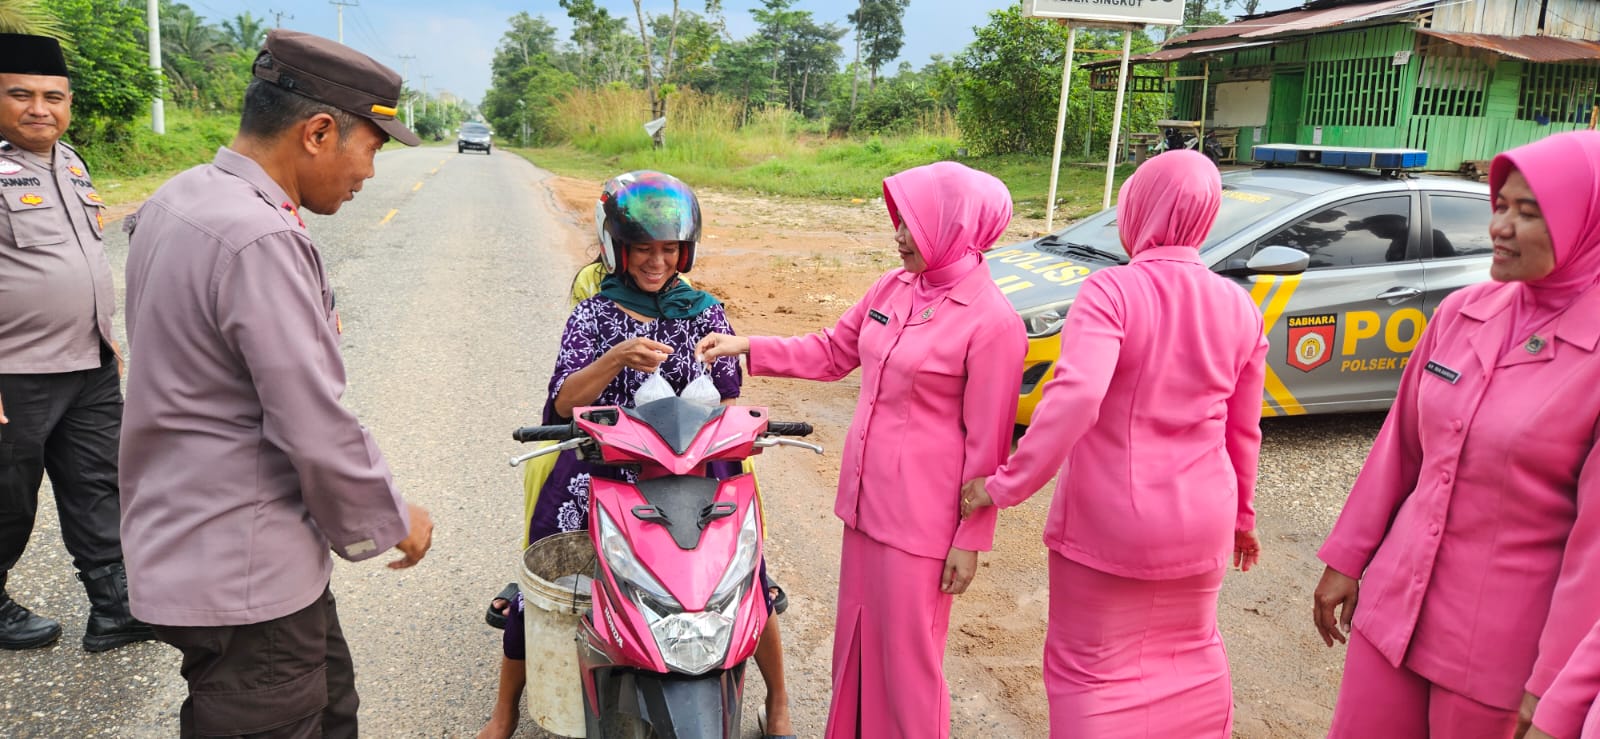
[710,504,761,604]
[598,507,679,608]
[599,505,745,675]
[649,503,758,675]
[649,592,739,675]
[1020,300,1074,338]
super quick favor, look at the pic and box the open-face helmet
[594,170,703,274]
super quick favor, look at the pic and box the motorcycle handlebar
[764,421,813,437]
[513,424,578,443]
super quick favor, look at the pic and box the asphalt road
[1,145,579,737]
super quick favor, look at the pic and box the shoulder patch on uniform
[0,159,20,175]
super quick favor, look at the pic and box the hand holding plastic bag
[633,363,722,408]
[680,372,721,407]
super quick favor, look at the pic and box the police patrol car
[991,144,1492,423]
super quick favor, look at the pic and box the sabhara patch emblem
[0,159,20,175]
[1287,313,1337,372]
[18,193,44,207]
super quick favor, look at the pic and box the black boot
[78,562,154,653]
[0,573,62,650]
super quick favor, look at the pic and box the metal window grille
[1414,54,1488,118]
[1517,63,1600,124]
[1304,56,1403,127]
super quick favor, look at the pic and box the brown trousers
[152,586,358,738]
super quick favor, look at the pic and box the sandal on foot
[485,583,517,629]
[757,708,797,739]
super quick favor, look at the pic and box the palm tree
[161,7,228,103]
[221,11,266,52]
[0,0,71,50]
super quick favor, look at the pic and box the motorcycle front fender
[587,664,747,739]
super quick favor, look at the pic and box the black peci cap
[251,29,420,146]
[0,34,70,78]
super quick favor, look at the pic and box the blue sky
[169,0,1302,104]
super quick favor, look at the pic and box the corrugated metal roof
[1170,0,1435,46]
[1416,29,1600,63]
[1081,41,1272,70]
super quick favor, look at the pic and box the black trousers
[153,587,359,739]
[0,356,124,576]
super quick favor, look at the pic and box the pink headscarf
[883,161,1013,306]
[1116,150,1223,257]
[1489,131,1600,346]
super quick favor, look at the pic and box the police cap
[251,29,420,146]
[0,34,70,78]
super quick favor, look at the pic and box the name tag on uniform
[868,309,890,325]
[1424,360,1460,384]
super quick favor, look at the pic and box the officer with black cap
[120,30,433,736]
[0,33,153,653]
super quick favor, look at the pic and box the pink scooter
[512,395,818,738]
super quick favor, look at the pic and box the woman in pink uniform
[1312,130,1600,738]
[696,161,1025,739]
[962,150,1268,738]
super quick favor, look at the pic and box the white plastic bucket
[521,531,595,738]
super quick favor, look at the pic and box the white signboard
[1213,81,1270,127]
[1023,0,1185,26]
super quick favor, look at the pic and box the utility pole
[419,74,432,117]
[329,0,358,44]
[396,55,417,129]
[270,9,294,28]
[147,0,164,134]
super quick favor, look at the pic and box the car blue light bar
[1251,144,1428,170]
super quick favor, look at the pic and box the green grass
[74,107,239,207]
[522,87,1137,221]
[513,138,1135,224]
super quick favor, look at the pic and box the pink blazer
[1319,280,1600,710]
[985,246,1267,580]
[748,265,1025,560]
[1536,617,1600,739]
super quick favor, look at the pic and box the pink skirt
[825,527,954,739]
[1046,552,1232,738]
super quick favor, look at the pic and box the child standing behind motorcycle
[479,171,795,739]
[697,161,1026,739]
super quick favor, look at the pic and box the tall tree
[50,0,160,144]
[956,6,1159,156]
[560,0,637,86]
[482,12,576,146]
[221,11,266,51]
[850,0,908,93]
[632,0,680,145]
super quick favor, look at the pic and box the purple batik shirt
[547,297,741,418]
[525,297,741,542]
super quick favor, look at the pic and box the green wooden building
[1105,0,1600,170]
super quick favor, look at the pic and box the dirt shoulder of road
[539,174,1341,738]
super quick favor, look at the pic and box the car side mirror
[1246,245,1311,275]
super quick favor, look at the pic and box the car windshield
[1041,184,1307,259]
[462,124,489,135]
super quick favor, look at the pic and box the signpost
[1024,0,1185,228]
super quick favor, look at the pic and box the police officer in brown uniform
[119,30,434,737]
[0,34,153,653]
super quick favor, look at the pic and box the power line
[269,8,294,28]
[351,5,396,59]
[329,0,358,45]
